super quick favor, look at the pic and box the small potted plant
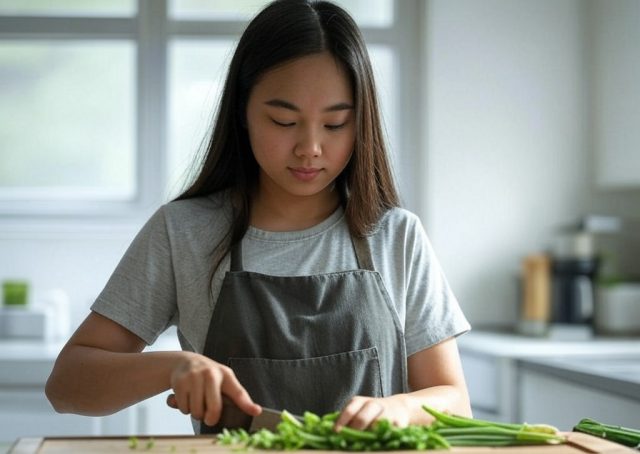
[3,280,29,307]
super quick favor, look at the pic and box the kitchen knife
[221,398,302,432]
[167,393,301,432]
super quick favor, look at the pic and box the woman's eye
[271,119,295,127]
[325,123,347,131]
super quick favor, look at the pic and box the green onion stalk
[217,405,565,450]
[574,418,640,450]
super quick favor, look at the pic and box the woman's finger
[203,371,223,426]
[335,396,368,430]
[220,367,261,416]
[166,393,178,409]
[188,375,205,421]
[176,389,190,415]
[346,400,384,430]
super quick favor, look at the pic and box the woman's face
[245,52,356,204]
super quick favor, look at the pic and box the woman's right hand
[166,353,261,426]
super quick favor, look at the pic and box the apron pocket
[228,346,383,416]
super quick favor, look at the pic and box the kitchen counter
[457,328,640,357]
[0,340,65,386]
[0,327,182,385]
[0,328,193,444]
[456,329,640,425]
[0,326,182,358]
[2,328,638,440]
[518,355,640,401]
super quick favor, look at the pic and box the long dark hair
[175,0,399,269]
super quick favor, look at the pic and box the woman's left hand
[335,395,410,430]
[335,338,472,431]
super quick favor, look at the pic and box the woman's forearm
[402,384,472,426]
[46,345,191,416]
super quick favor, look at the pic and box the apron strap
[352,235,375,272]
[230,240,243,272]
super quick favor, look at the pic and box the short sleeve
[403,217,471,356]
[91,207,177,345]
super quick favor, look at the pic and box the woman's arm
[45,312,260,425]
[46,312,179,415]
[335,337,471,429]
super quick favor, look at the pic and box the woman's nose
[294,128,322,158]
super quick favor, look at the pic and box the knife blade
[249,406,289,432]
[219,396,302,432]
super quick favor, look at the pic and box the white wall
[421,0,590,326]
[586,0,640,278]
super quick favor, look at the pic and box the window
[0,41,135,201]
[0,0,418,219]
[0,1,135,17]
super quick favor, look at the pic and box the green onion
[574,418,640,449]
[216,405,565,450]
[128,436,138,450]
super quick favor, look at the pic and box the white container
[0,305,55,340]
[595,283,640,336]
[40,288,71,341]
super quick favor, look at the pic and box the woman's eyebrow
[264,98,354,112]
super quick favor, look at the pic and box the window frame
[0,0,421,225]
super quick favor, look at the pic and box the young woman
[46,0,472,433]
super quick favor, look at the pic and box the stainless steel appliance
[551,232,599,325]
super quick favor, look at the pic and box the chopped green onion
[216,405,565,450]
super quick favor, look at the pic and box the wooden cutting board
[8,432,635,453]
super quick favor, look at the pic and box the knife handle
[166,393,178,409]
[166,393,252,430]
[219,396,253,430]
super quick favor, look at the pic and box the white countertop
[3,327,639,362]
[457,328,640,357]
[519,355,640,397]
[3,327,639,390]
[0,340,65,361]
[0,328,182,386]
[0,327,182,361]
[458,328,640,401]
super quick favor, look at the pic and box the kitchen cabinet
[0,329,193,445]
[455,352,517,422]
[591,0,640,187]
[457,330,640,424]
[519,358,640,431]
[0,390,136,441]
[0,344,137,443]
[0,390,192,444]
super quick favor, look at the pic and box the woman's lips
[289,167,321,181]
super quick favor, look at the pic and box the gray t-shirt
[92,192,470,357]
